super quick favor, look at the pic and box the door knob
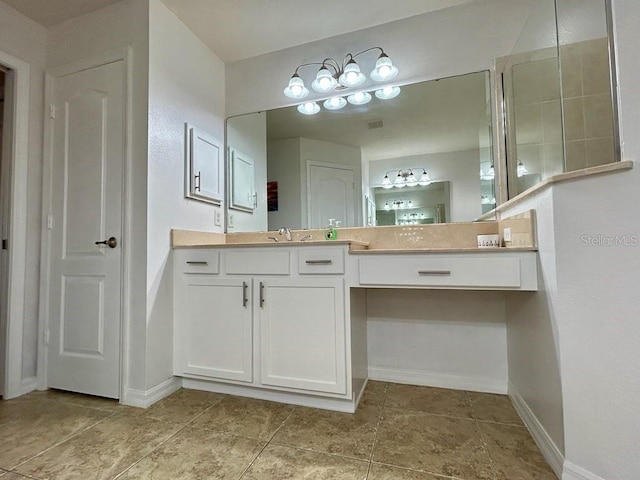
[95,237,118,248]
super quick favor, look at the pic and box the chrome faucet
[278,227,292,241]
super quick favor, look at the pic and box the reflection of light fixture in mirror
[284,47,399,100]
[323,96,347,110]
[347,91,372,105]
[297,102,320,115]
[481,195,497,205]
[384,202,391,210]
[517,160,529,177]
[480,165,495,181]
[383,168,431,188]
[375,86,401,100]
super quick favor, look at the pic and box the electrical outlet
[214,209,222,226]
[228,214,234,228]
[503,227,512,242]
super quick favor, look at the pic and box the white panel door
[47,61,125,398]
[308,164,355,228]
[175,276,253,382]
[259,277,346,394]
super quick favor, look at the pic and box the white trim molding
[122,377,182,409]
[562,462,608,480]
[0,49,30,400]
[509,382,564,479]
[21,376,38,395]
[369,367,507,394]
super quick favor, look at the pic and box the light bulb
[381,174,392,188]
[347,91,372,105]
[418,170,432,186]
[311,67,337,93]
[297,102,320,115]
[384,202,390,210]
[370,53,399,82]
[323,96,347,110]
[375,86,401,100]
[406,172,418,187]
[339,59,366,87]
[284,74,309,99]
[394,173,406,188]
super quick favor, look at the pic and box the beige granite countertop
[172,239,370,250]
[350,246,538,254]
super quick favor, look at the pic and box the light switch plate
[214,209,222,226]
[503,227,512,242]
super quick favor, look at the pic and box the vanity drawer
[175,249,220,274]
[225,249,290,275]
[298,248,345,275]
[358,255,522,289]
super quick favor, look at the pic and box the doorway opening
[0,65,11,399]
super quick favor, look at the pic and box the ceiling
[3,0,475,63]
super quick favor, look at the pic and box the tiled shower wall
[560,37,615,171]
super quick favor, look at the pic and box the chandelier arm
[293,62,325,75]
[320,58,341,75]
[351,47,384,59]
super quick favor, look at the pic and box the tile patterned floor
[0,383,557,479]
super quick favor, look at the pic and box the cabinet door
[258,277,346,394]
[175,276,252,382]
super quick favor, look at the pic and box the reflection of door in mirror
[308,163,356,229]
[229,148,256,212]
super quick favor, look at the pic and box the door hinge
[44,329,50,345]
[1,239,7,250]
[49,104,56,119]
[47,214,53,230]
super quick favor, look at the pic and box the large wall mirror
[498,0,618,199]
[226,71,495,233]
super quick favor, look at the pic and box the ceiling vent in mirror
[367,120,384,130]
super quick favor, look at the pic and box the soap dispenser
[324,219,338,240]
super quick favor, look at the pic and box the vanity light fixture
[480,164,495,181]
[517,160,529,177]
[284,47,399,100]
[381,168,432,189]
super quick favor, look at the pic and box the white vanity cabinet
[173,245,355,407]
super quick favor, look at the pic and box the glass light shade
[370,54,399,82]
[407,200,413,208]
[394,173,406,187]
[381,174,392,188]
[323,96,347,110]
[311,67,337,93]
[481,165,495,180]
[418,170,432,186]
[284,74,309,99]
[297,102,320,115]
[406,172,418,187]
[339,60,366,87]
[517,161,529,177]
[375,86,401,100]
[347,91,372,105]
[384,202,390,210]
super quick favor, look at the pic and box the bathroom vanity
[173,229,538,413]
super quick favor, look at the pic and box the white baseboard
[562,462,607,480]
[508,382,564,479]
[182,378,359,413]
[21,376,38,395]
[368,367,507,394]
[122,377,182,408]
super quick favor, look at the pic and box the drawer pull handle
[418,270,451,276]
[305,260,332,265]
[242,281,248,307]
[186,261,208,266]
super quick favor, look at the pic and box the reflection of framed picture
[267,181,278,211]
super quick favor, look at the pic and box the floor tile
[16,414,182,479]
[478,422,557,480]
[373,408,494,479]
[385,384,473,419]
[367,463,441,479]
[126,388,223,424]
[242,444,368,479]
[0,473,37,479]
[190,395,295,441]
[360,381,388,407]
[271,404,379,459]
[117,426,264,479]
[467,392,523,426]
[30,389,124,413]
[0,399,112,470]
